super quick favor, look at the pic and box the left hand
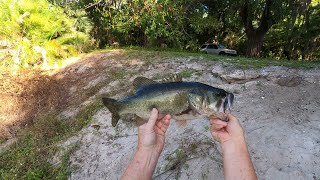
[137,108,171,155]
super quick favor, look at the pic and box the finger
[154,124,165,136]
[210,112,228,121]
[210,119,228,126]
[156,118,170,133]
[146,108,158,128]
[210,118,220,122]
[211,124,225,131]
[156,114,171,128]
[226,113,242,128]
[163,118,170,128]
[211,131,221,142]
[217,112,229,122]
[227,113,237,122]
[162,114,171,126]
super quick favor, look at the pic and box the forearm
[121,148,160,180]
[222,137,258,180]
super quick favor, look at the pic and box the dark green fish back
[134,82,227,97]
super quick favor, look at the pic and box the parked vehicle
[200,43,237,56]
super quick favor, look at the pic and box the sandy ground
[57,56,320,180]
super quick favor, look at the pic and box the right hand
[137,108,171,155]
[210,113,244,144]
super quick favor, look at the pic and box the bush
[0,0,92,68]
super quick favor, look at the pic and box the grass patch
[100,48,320,69]
[110,69,139,81]
[0,100,104,179]
[217,56,320,69]
[179,70,193,78]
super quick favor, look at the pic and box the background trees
[63,0,320,60]
[0,0,319,67]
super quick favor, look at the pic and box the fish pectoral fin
[175,108,192,116]
[133,77,158,91]
[133,114,147,126]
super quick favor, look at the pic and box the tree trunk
[239,0,275,57]
[246,32,265,57]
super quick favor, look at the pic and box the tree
[238,0,287,57]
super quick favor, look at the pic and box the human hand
[211,114,258,180]
[122,109,171,180]
[137,108,171,155]
[210,113,244,145]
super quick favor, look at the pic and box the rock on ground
[61,59,320,180]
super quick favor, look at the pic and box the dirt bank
[55,53,320,180]
[1,50,319,179]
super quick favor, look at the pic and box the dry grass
[0,70,66,141]
[0,50,126,141]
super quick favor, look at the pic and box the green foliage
[0,0,92,68]
[263,1,320,60]
[1,0,319,65]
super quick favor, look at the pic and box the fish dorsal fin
[161,73,182,83]
[133,77,158,91]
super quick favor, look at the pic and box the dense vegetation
[0,0,92,68]
[56,0,319,60]
[0,0,319,68]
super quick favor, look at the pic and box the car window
[212,45,218,49]
[207,45,214,49]
[201,45,207,49]
[218,44,225,48]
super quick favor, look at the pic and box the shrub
[0,0,92,68]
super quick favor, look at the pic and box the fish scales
[120,90,189,119]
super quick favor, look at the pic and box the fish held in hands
[102,76,234,127]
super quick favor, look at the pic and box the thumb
[147,108,158,128]
[227,113,238,124]
[227,113,237,121]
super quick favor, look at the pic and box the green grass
[110,69,140,81]
[0,100,104,179]
[108,47,320,69]
[179,70,193,78]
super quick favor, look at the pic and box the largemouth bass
[102,77,234,127]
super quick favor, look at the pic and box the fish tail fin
[102,97,121,127]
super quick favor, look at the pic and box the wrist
[137,144,162,156]
[221,136,248,155]
[131,147,160,177]
[122,146,160,180]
